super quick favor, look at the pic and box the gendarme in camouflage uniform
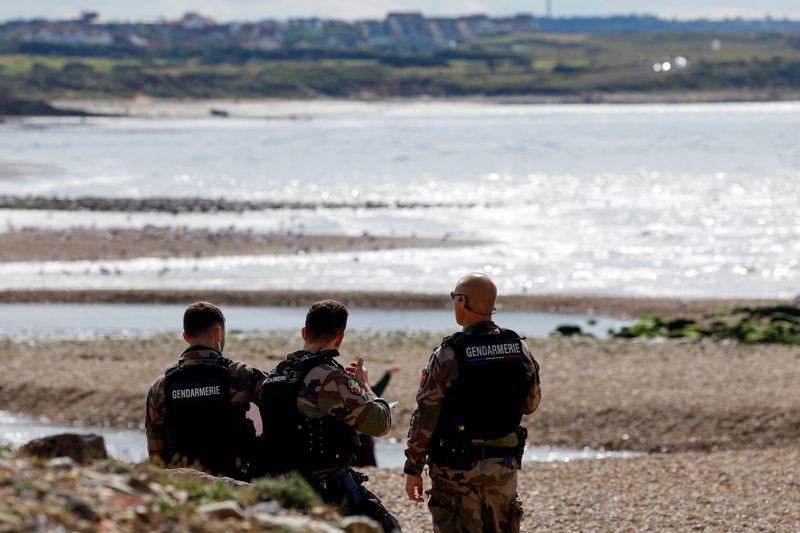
[258,348,400,532]
[291,349,392,436]
[405,321,541,533]
[145,346,265,476]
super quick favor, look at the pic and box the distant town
[1,11,800,52]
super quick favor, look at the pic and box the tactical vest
[433,328,530,444]
[163,354,254,479]
[258,350,360,475]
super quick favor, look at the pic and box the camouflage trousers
[427,457,523,533]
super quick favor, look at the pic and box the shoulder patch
[347,378,363,396]
[420,368,429,387]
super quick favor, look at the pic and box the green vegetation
[2,30,800,99]
[250,472,321,512]
[611,305,800,344]
[142,464,321,512]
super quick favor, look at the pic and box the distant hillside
[1,28,800,101]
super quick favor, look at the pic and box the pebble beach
[0,327,797,531]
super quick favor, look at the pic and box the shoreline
[0,289,789,318]
[0,91,791,119]
[45,90,800,118]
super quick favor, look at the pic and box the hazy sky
[2,1,799,22]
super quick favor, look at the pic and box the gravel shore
[0,227,468,262]
[365,446,800,532]
[0,331,798,531]
[0,333,797,452]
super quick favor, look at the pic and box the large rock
[18,433,108,465]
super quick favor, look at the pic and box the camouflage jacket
[404,321,541,475]
[145,346,266,465]
[290,350,392,437]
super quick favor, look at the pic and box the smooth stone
[196,500,246,520]
[46,456,78,470]
[245,501,282,516]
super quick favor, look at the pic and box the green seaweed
[610,305,800,344]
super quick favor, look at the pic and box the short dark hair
[305,299,348,343]
[183,301,225,338]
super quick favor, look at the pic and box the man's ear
[333,330,345,348]
[301,327,308,341]
[182,331,191,344]
[213,325,224,347]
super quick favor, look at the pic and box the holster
[317,470,402,532]
[340,470,366,508]
[514,426,528,469]
[428,434,472,470]
[312,469,367,506]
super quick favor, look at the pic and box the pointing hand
[346,356,369,387]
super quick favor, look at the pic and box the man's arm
[370,371,392,397]
[299,364,392,437]
[228,361,267,405]
[145,376,168,465]
[403,345,458,476]
[522,342,541,415]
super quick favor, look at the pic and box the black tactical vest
[163,353,253,479]
[433,328,530,442]
[258,350,360,475]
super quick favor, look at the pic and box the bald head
[454,273,497,315]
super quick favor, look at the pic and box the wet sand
[0,228,468,262]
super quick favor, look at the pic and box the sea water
[1,101,798,298]
[0,303,628,339]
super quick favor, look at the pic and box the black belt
[470,444,515,460]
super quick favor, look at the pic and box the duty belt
[470,444,516,460]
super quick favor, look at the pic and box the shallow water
[0,411,640,467]
[2,101,798,298]
[0,303,628,339]
[0,411,145,462]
